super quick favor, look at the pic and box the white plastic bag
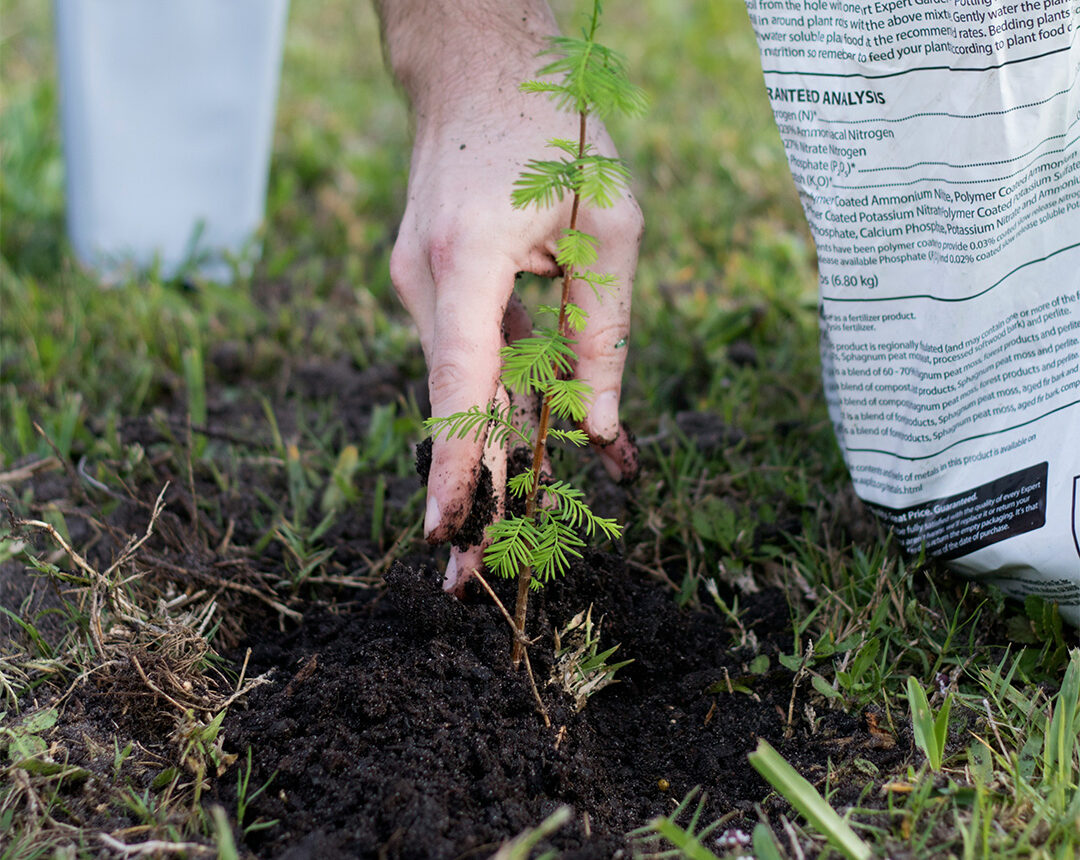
[747,0,1080,624]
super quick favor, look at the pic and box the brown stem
[474,570,551,727]
[511,109,589,669]
[510,559,533,667]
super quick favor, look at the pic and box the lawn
[1,1,1077,858]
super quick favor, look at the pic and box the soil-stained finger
[424,253,516,543]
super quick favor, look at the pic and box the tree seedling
[426,0,645,666]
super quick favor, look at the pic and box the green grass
[1,0,1077,857]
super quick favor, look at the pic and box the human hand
[379,0,642,592]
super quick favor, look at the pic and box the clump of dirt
[414,436,498,550]
[216,555,906,859]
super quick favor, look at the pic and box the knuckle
[598,197,645,247]
[579,319,630,363]
[424,201,521,283]
[426,231,461,285]
[426,353,478,406]
[425,213,491,284]
[389,239,419,302]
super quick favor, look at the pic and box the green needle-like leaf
[532,515,586,583]
[484,517,542,580]
[424,404,531,448]
[555,229,599,268]
[535,36,648,119]
[507,470,536,498]
[574,270,617,300]
[500,330,577,394]
[548,428,589,446]
[543,481,622,539]
[511,159,575,209]
[563,302,589,331]
[545,378,591,422]
[546,137,591,158]
[574,155,631,208]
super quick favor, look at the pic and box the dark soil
[1,352,906,859]
[214,558,905,859]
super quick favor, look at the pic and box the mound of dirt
[216,555,905,859]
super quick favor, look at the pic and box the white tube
[55,0,290,282]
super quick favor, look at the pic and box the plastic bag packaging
[746,0,1080,625]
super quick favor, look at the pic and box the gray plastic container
[55,0,289,281]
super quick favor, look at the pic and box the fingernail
[599,449,623,481]
[591,390,619,442]
[424,494,441,539]
[443,555,459,592]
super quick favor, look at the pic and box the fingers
[444,546,483,596]
[389,212,436,361]
[424,250,517,543]
[569,198,643,481]
[442,383,509,594]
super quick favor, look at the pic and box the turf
[1,0,1077,858]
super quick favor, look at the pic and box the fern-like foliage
[511,158,576,209]
[548,428,589,446]
[542,481,621,539]
[537,303,589,332]
[574,269,618,298]
[484,516,542,580]
[546,138,590,158]
[574,155,632,208]
[499,330,577,395]
[424,404,532,449]
[507,470,537,498]
[546,378,591,422]
[532,515,586,585]
[555,229,599,269]
[513,152,631,217]
[524,37,647,120]
[484,474,623,586]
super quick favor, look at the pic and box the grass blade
[491,806,571,860]
[907,675,942,771]
[752,822,785,860]
[749,739,871,860]
[1044,648,1079,789]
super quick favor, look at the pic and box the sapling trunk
[511,109,589,668]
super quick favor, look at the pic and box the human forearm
[374,0,559,119]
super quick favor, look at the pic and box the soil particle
[216,555,903,859]
[414,437,498,551]
[414,436,433,485]
[449,463,495,551]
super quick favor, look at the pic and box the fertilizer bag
[747,0,1080,624]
